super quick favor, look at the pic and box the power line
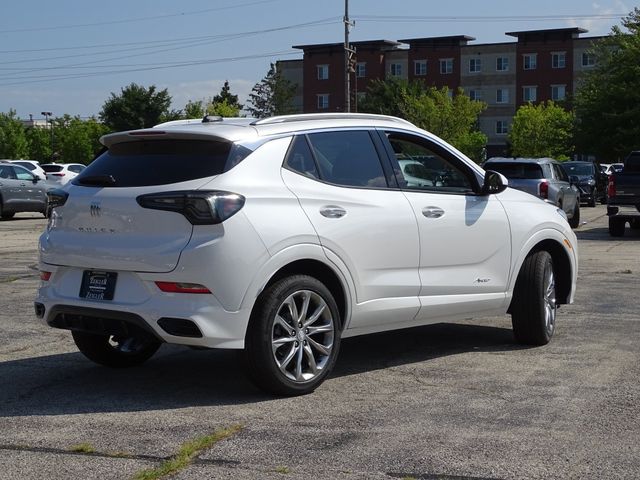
[0,0,283,34]
[0,50,299,86]
[354,13,626,23]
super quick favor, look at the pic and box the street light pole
[41,111,53,162]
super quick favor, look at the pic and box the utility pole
[344,0,355,112]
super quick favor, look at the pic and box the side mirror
[481,170,508,195]
[32,175,39,184]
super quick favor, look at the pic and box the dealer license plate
[79,270,117,301]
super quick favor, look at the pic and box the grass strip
[69,443,96,453]
[132,424,243,480]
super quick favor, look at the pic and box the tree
[99,83,172,131]
[207,99,241,117]
[212,80,243,113]
[574,8,640,160]
[246,63,297,118]
[183,100,206,119]
[359,78,488,162]
[0,109,29,159]
[508,101,574,159]
[52,115,110,164]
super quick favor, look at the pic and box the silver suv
[484,157,581,228]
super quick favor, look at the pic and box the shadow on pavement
[576,225,640,241]
[0,322,522,417]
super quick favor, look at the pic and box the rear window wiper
[76,174,117,186]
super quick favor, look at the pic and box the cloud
[570,1,630,34]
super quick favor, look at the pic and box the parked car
[560,160,608,207]
[0,162,49,219]
[604,163,624,176]
[607,151,640,236]
[483,157,581,228]
[9,160,47,181]
[36,114,578,395]
[41,163,86,186]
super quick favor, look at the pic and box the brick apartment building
[278,27,603,158]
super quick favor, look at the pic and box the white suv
[36,114,578,395]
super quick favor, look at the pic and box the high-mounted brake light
[129,130,167,136]
[539,180,549,199]
[155,282,211,294]
[136,190,245,225]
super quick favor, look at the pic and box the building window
[390,63,403,77]
[551,85,566,101]
[317,64,329,80]
[582,52,596,67]
[469,89,482,101]
[496,88,509,104]
[439,58,453,74]
[355,62,366,78]
[469,58,482,73]
[496,57,509,71]
[523,54,537,70]
[523,86,537,103]
[414,60,427,76]
[552,52,566,69]
[496,120,508,135]
[317,94,329,109]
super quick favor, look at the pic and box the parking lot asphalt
[0,206,639,480]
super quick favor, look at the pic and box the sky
[0,0,631,121]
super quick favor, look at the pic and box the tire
[588,190,596,207]
[609,217,625,237]
[568,202,580,229]
[0,199,14,219]
[511,251,557,346]
[245,275,341,396]
[71,330,161,368]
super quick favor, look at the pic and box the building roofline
[506,27,588,38]
[398,35,475,45]
[293,39,401,51]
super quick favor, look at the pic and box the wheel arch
[509,237,573,312]
[260,259,349,331]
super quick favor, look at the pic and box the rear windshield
[486,162,543,179]
[562,163,594,176]
[73,139,253,187]
[42,165,63,173]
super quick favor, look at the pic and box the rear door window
[74,139,252,187]
[306,130,387,188]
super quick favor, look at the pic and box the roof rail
[251,113,415,127]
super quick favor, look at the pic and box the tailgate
[41,184,196,273]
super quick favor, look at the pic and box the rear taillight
[50,172,65,176]
[137,190,245,225]
[539,180,549,199]
[40,271,52,281]
[47,188,69,208]
[155,282,211,294]
[608,175,616,199]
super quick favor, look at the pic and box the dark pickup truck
[607,151,640,236]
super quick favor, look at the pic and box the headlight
[587,179,596,186]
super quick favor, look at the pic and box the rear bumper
[35,269,253,349]
[607,204,640,218]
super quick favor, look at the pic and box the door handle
[422,206,445,218]
[320,205,347,218]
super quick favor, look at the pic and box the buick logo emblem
[90,202,101,217]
